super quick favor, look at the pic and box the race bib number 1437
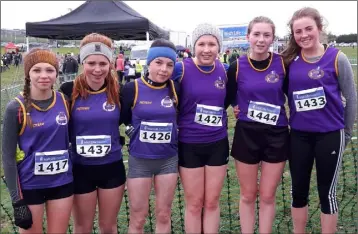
[76,135,111,157]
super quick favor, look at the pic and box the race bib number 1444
[247,101,280,125]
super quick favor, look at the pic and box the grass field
[0,47,357,233]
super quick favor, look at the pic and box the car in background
[63,44,76,48]
[129,43,152,75]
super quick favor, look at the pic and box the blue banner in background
[220,26,248,41]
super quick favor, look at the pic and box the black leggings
[117,70,123,83]
[289,129,345,214]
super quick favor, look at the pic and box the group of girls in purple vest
[2,6,356,234]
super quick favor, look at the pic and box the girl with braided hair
[59,33,125,234]
[2,48,73,233]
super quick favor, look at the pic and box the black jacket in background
[63,57,79,74]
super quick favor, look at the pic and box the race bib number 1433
[293,87,327,112]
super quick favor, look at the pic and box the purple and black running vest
[237,53,288,126]
[70,89,122,165]
[178,58,228,143]
[130,77,178,159]
[288,47,344,132]
[16,91,72,190]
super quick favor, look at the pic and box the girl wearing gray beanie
[171,23,231,233]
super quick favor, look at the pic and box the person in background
[223,49,230,64]
[116,54,125,83]
[229,49,239,64]
[62,53,79,83]
[134,58,143,79]
[124,57,136,83]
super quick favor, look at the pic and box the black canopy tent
[25,0,169,41]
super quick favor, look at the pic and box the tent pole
[146,31,149,42]
[26,37,29,52]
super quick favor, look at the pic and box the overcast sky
[1,1,357,37]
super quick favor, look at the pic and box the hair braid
[23,77,33,128]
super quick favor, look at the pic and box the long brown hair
[281,7,324,66]
[72,33,120,107]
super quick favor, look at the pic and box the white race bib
[293,87,327,112]
[139,122,173,144]
[34,150,69,175]
[247,101,281,126]
[194,104,223,127]
[76,135,111,157]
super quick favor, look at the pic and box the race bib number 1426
[139,122,173,144]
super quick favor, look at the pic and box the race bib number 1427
[194,104,223,127]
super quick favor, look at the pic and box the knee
[156,209,171,224]
[291,190,309,208]
[186,197,204,215]
[204,195,221,211]
[130,209,148,228]
[259,192,276,205]
[74,224,93,234]
[319,194,339,214]
[99,222,117,234]
[74,217,94,233]
[241,190,257,204]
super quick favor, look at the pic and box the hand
[233,105,240,119]
[12,200,32,230]
[344,133,351,149]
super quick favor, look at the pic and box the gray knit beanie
[192,23,222,52]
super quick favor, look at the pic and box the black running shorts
[73,159,126,194]
[179,137,229,168]
[231,120,289,164]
